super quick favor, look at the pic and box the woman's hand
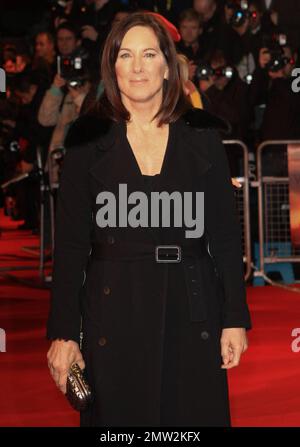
[47,339,85,394]
[220,328,248,369]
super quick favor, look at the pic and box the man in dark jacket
[12,72,53,230]
[198,50,250,141]
[262,0,300,50]
[197,49,250,176]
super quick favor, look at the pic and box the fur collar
[64,107,230,149]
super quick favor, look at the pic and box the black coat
[205,74,251,141]
[47,108,252,427]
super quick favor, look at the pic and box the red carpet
[1,209,300,427]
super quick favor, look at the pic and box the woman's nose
[132,56,143,73]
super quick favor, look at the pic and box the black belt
[90,239,209,322]
[90,240,208,263]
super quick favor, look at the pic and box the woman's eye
[119,53,130,59]
[145,53,156,58]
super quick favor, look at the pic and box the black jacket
[47,107,251,426]
[205,75,251,141]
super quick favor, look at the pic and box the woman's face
[115,26,169,105]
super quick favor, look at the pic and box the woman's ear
[164,67,169,80]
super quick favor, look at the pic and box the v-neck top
[142,173,159,190]
[121,120,175,187]
[142,174,160,198]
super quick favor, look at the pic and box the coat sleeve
[38,87,64,127]
[204,129,252,330]
[46,143,94,344]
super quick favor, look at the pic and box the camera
[196,62,234,81]
[57,55,88,88]
[262,34,294,72]
[226,0,255,28]
[263,33,287,49]
[57,55,83,78]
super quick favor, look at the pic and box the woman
[47,12,251,427]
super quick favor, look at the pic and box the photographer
[51,0,77,29]
[176,9,205,81]
[81,0,123,41]
[32,31,57,88]
[262,0,300,50]
[197,49,250,176]
[193,0,244,65]
[0,98,19,219]
[250,42,299,175]
[52,0,126,60]
[38,46,91,187]
[247,1,274,64]
[260,45,299,141]
[225,1,261,80]
[198,49,250,141]
[54,21,84,58]
[224,1,276,81]
[250,39,299,131]
[8,72,53,230]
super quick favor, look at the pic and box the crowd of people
[0,0,299,238]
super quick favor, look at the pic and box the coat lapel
[89,117,212,195]
[158,117,212,193]
[89,120,147,195]
[88,117,212,246]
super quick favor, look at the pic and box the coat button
[107,235,115,245]
[201,331,209,340]
[103,286,111,295]
[98,337,107,346]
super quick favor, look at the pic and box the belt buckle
[155,245,181,263]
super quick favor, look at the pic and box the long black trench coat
[47,108,252,427]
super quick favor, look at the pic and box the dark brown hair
[97,12,191,126]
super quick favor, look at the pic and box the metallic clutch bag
[66,363,92,411]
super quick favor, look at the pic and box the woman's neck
[122,97,163,131]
